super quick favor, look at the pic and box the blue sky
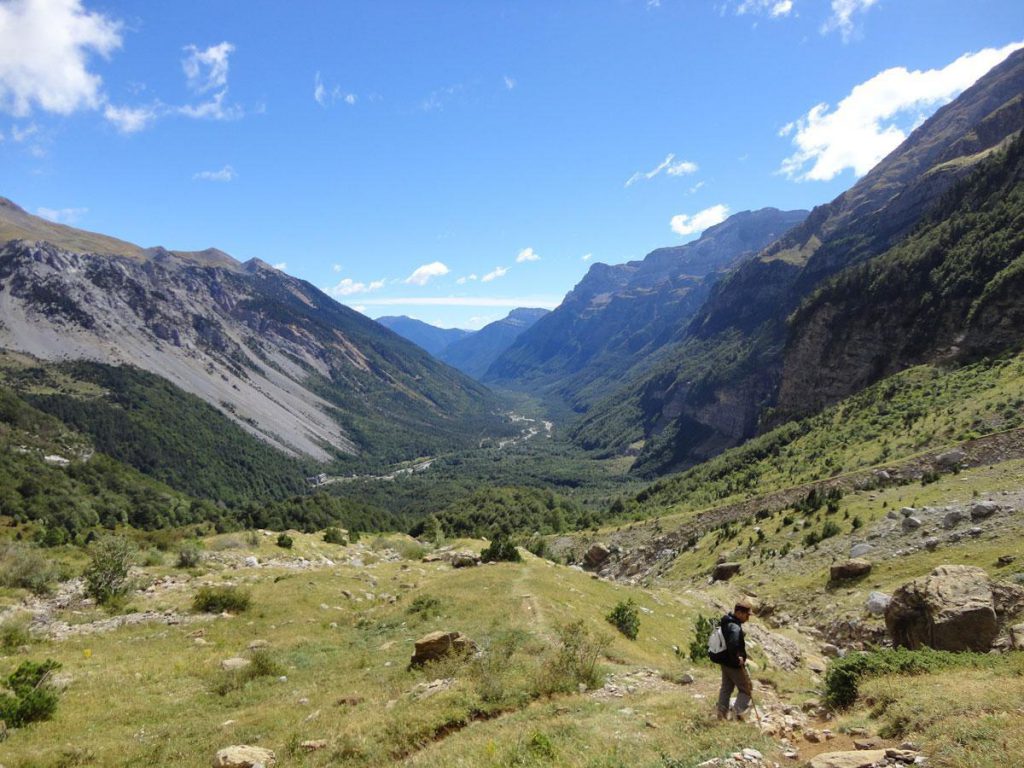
[1,1,1022,328]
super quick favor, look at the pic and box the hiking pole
[751,700,764,728]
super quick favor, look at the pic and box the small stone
[901,516,922,532]
[809,751,887,768]
[970,501,998,521]
[742,748,763,760]
[849,543,874,558]
[300,740,327,752]
[998,555,1017,566]
[924,538,940,552]
[831,559,872,581]
[220,658,251,672]
[885,748,920,763]
[941,510,965,529]
[900,507,917,518]
[866,591,890,616]
[712,562,742,581]
[212,745,276,768]
[247,639,269,650]
[804,729,823,743]
[678,673,695,684]
[968,526,983,537]
[821,644,841,658]
[297,697,310,706]
[243,556,259,568]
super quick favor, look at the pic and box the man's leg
[716,665,735,719]
[731,666,753,718]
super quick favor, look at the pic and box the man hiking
[711,597,754,721]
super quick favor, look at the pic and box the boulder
[809,751,887,768]
[711,562,741,581]
[830,559,871,581]
[865,592,890,617]
[584,543,611,568]
[410,631,477,667]
[935,449,965,468]
[449,553,479,568]
[970,501,999,520]
[220,658,251,672]
[941,510,965,529]
[885,565,997,651]
[849,543,874,559]
[212,745,276,768]
[1010,624,1024,650]
[901,516,922,532]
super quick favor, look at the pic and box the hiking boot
[732,708,745,722]
[716,708,728,721]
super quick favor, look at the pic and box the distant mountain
[376,315,472,357]
[574,48,1024,476]
[440,308,550,379]
[0,204,512,466]
[484,208,808,413]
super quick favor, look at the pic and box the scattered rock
[449,553,479,568]
[712,562,742,581]
[935,449,965,468]
[220,658,251,672]
[809,750,887,768]
[1010,624,1024,650]
[830,559,872,581]
[866,592,891,617]
[853,738,881,750]
[212,745,276,768]
[998,555,1017,566]
[409,631,477,667]
[821,643,841,658]
[900,507,917,518]
[849,543,874,558]
[886,565,997,651]
[885,748,920,763]
[901,516,922,532]
[970,501,999,521]
[243,557,259,568]
[941,510,966,529]
[299,740,327,752]
[247,639,269,651]
[678,673,695,685]
[584,543,612,569]
[924,537,940,552]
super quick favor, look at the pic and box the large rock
[1010,624,1024,650]
[711,562,741,581]
[885,565,997,651]
[935,448,965,468]
[809,751,887,768]
[865,592,891,617]
[970,501,999,520]
[212,745,276,768]
[410,631,477,667]
[583,543,611,568]
[830,559,872,581]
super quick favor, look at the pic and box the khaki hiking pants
[716,664,752,717]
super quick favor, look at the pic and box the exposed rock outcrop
[409,631,477,667]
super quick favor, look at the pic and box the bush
[406,594,443,619]
[193,585,251,614]
[176,545,202,568]
[83,535,135,605]
[213,649,283,696]
[0,614,32,650]
[824,647,997,708]
[480,532,522,563]
[606,599,640,640]
[322,527,347,545]
[0,659,61,727]
[0,543,59,595]
[538,620,608,694]
[524,534,549,559]
[688,614,718,662]
[276,532,293,549]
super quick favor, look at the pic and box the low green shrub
[688,614,717,662]
[213,649,283,696]
[0,614,32,650]
[0,659,61,727]
[83,535,136,605]
[193,585,251,614]
[538,620,608,694]
[406,594,443,618]
[824,647,999,708]
[481,532,522,563]
[606,599,640,640]
[276,532,293,549]
[322,527,347,545]
[176,545,202,568]
[0,543,59,595]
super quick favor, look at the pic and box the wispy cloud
[779,41,1024,181]
[822,0,878,42]
[456,273,478,285]
[736,0,794,18]
[503,75,516,90]
[272,262,287,271]
[670,204,730,236]
[0,0,122,118]
[192,165,236,182]
[314,72,357,107]
[515,247,540,263]
[481,266,509,283]
[332,263,343,273]
[37,206,88,224]
[421,84,463,112]
[405,261,450,286]
[358,296,562,309]
[103,103,159,133]
[176,42,242,121]
[625,153,698,187]
[581,253,593,262]
[325,277,386,297]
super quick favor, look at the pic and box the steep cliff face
[485,208,807,413]
[577,49,1024,477]
[0,233,506,463]
[439,308,549,379]
[775,131,1024,421]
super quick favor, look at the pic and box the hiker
[711,597,754,721]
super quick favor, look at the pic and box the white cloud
[581,253,593,262]
[516,247,540,263]
[332,263,343,273]
[358,296,562,309]
[0,0,122,118]
[325,277,386,297]
[456,273,478,285]
[351,305,367,314]
[314,72,356,107]
[37,205,87,224]
[178,89,242,121]
[481,266,509,283]
[103,103,158,133]
[670,204,730,236]
[182,42,234,94]
[405,261,450,286]
[421,84,463,112]
[503,75,516,90]
[10,123,37,142]
[737,0,794,17]
[780,41,1024,182]
[272,262,287,271]
[192,164,235,182]
[822,0,878,42]
[625,153,699,187]
[689,180,706,194]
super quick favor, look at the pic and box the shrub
[213,649,283,696]
[406,594,443,618]
[322,527,347,545]
[349,530,361,544]
[606,599,640,640]
[176,545,202,568]
[524,534,549,559]
[276,532,293,549]
[83,535,136,605]
[481,532,522,563]
[0,614,33,650]
[193,585,251,614]
[0,543,59,595]
[538,620,608,694]
[142,549,164,567]
[0,659,61,727]
[688,614,718,662]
